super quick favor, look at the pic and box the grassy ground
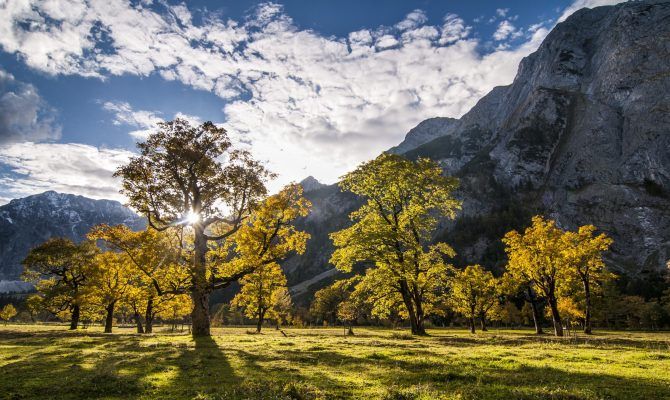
[0,324,669,400]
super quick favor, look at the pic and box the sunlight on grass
[0,324,669,399]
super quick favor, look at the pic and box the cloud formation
[0,142,132,202]
[0,68,61,144]
[0,0,626,201]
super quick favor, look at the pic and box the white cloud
[0,142,132,202]
[493,20,522,41]
[0,68,61,143]
[439,14,471,44]
[102,101,202,139]
[558,0,625,22]
[0,0,616,198]
[496,8,510,18]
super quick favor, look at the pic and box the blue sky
[0,0,622,203]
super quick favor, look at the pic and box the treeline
[4,119,668,336]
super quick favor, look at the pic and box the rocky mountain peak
[299,176,326,193]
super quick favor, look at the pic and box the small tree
[90,252,135,333]
[0,304,17,324]
[231,263,287,333]
[448,265,498,333]
[561,225,613,334]
[269,287,293,329]
[330,154,460,335]
[22,238,99,330]
[503,216,567,336]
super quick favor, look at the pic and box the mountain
[299,176,326,193]
[285,1,670,299]
[388,117,459,155]
[0,191,145,285]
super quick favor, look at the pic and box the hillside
[284,1,670,299]
[0,191,145,285]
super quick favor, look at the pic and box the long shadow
[2,329,669,399]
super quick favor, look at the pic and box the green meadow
[1,325,669,400]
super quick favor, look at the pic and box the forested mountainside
[284,1,670,300]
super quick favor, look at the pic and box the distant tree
[503,216,567,336]
[448,265,498,333]
[115,118,273,336]
[310,282,350,325]
[330,154,460,335]
[231,263,287,333]
[561,225,613,334]
[269,287,293,329]
[0,304,17,324]
[22,238,99,330]
[90,252,135,333]
[496,301,523,327]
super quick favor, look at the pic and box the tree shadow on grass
[253,347,670,400]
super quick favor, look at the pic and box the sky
[0,0,624,204]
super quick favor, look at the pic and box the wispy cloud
[0,142,132,202]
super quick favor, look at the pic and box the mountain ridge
[0,191,145,285]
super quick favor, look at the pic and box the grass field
[1,325,669,400]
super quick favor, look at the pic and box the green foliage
[447,265,499,332]
[0,304,17,323]
[330,153,460,334]
[22,238,100,328]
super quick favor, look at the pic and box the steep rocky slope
[285,1,670,296]
[0,191,145,284]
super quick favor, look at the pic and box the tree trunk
[480,313,488,332]
[256,308,265,333]
[469,316,476,334]
[145,297,154,334]
[414,293,427,335]
[134,312,144,334]
[191,226,211,336]
[527,287,543,334]
[548,296,563,337]
[399,282,424,335]
[104,301,116,333]
[70,304,80,330]
[583,278,592,335]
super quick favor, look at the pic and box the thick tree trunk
[399,282,425,335]
[104,301,116,333]
[583,278,592,335]
[191,227,211,337]
[70,304,80,330]
[527,287,544,334]
[469,317,476,334]
[145,297,154,334]
[548,296,563,337]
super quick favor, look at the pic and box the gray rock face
[0,191,145,282]
[413,0,670,274]
[286,0,670,297]
[388,117,459,154]
[299,176,326,193]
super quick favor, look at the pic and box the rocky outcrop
[0,191,145,285]
[389,117,459,154]
[286,1,670,298]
